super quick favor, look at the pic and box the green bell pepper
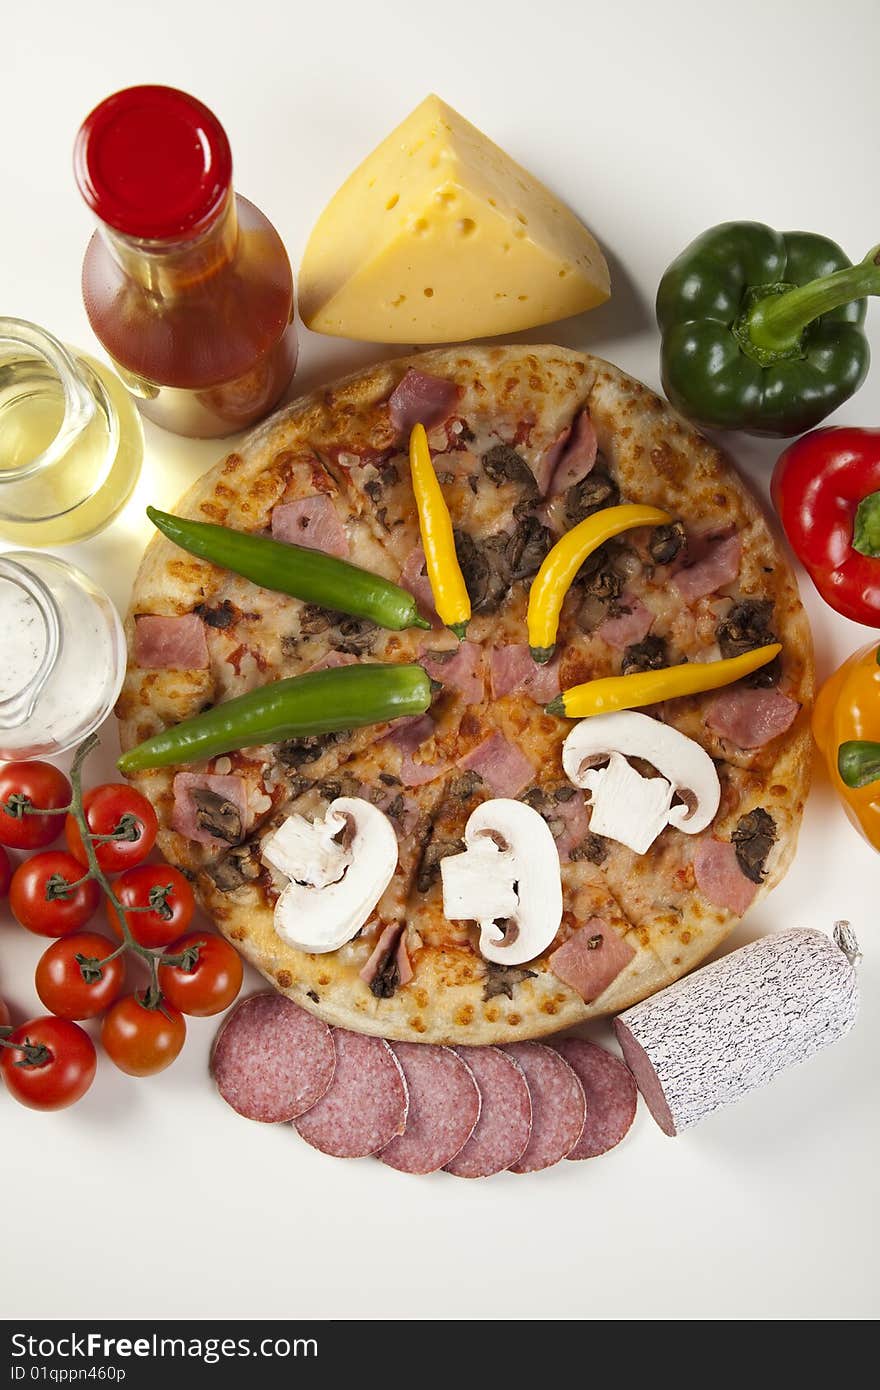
[656,222,880,436]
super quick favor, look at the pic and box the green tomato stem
[0,1036,51,1066]
[746,245,880,354]
[67,736,158,979]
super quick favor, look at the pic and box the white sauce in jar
[0,552,125,758]
[0,584,45,699]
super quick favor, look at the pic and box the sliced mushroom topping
[440,799,562,966]
[520,786,550,812]
[562,712,721,855]
[716,599,776,657]
[447,770,483,800]
[621,634,670,675]
[334,615,377,655]
[519,786,565,836]
[193,599,237,629]
[482,962,538,1001]
[287,775,315,800]
[369,949,401,999]
[191,789,243,844]
[717,599,781,688]
[315,772,361,801]
[261,798,398,954]
[576,543,624,603]
[565,470,620,526]
[364,479,383,504]
[731,807,777,884]
[610,545,643,582]
[569,831,609,865]
[417,836,465,893]
[206,843,262,892]
[649,520,686,565]
[299,603,333,636]
[453,529,509,612]
[505,515,553,581]
[481,444,537,491]
[278,731,343,767]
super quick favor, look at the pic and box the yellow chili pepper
[527,504,672,662]
[409,422,471,639]
[546,644,782,718]
[812,640,880,851]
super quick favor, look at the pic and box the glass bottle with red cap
[75,85,298,439]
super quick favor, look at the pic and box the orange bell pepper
[812,640,880,850]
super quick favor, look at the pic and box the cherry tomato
[65,784,158,872]
[1,1016,96,1110]
[107,864,195,949]
[0,998,10,1030]
[35,932,125,1021]
[101,993,186,1076]
[0,847,11,897]
[158,932,243,1016]
[9,852,101,938]
[0,762,71,850]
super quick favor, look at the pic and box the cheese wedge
[298,95,610,343]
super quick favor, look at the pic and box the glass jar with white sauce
[0,552,126,759]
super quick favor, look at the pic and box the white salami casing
[613,924,860,1136]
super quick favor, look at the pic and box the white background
[3,0,878,1322]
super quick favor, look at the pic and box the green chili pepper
[656,222,880,436]
[118,663,432,772]
[147,507,430,632]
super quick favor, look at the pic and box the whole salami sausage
[614,924,860,1136]
[211,993,336,1123]
[379,1043,480,1175]
[504,1042,586,1174]
[445,1046,532,1178]
[294,1030,408,1158]
[551,1038,637,1159]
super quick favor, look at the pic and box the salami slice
[211,993,336,1123]
[614,924,861,1136]
[293,1029,408,1158]
[445,1046,532,1178]
[379,1043,480,1175]
[504,1042,586,1174]
[551,1037,637,1159]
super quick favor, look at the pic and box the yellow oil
[0,351,143,546]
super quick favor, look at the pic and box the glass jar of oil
[0,318,143,546]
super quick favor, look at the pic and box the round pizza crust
[118,346,813,1044]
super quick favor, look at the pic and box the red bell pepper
[772,426,880,625]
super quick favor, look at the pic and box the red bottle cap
[74,85,233,240]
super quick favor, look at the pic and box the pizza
[116,345,813,1045]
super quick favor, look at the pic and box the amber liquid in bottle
[82,193,298,438]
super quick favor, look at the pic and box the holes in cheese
[298,94,610,344]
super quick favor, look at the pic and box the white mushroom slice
[562,711,721,855]
[440,798,562,966]
[262,810,350,888]
[261,797,398,954]
[581,753,677,855]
